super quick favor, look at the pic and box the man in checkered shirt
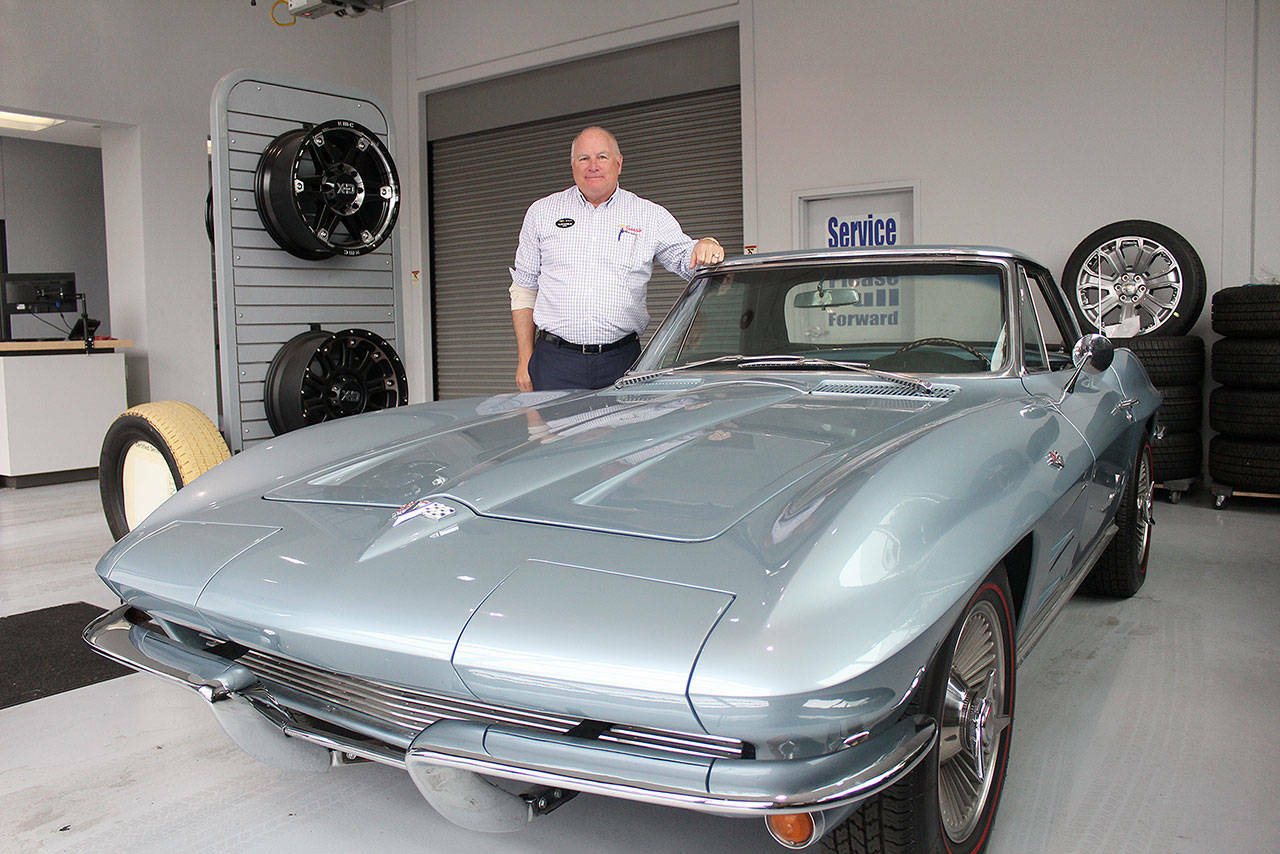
[509,126,724,391]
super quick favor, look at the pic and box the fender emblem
[393,499,456,526]
[1045,450,1065,470]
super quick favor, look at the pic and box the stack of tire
[1114,336,1204,499]
[1061,220,1208,501]
[1208,285,1280,505]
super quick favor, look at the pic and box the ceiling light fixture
[0,110,66,133]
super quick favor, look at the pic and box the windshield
[635,262,1010,375]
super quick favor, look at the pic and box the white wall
[392,0,1276,395]
[0,0,390,413]
[0,138,109,337]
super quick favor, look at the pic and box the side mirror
[1060,334,1114,400]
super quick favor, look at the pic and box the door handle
[1113,398,1139,422]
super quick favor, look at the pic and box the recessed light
[0,110,66,132]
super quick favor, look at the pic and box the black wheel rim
[265,328,408,435]
[254,120,400,260]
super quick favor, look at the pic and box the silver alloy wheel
[1136,446,1154,557]
[1075,236,1185,334]
[937,599,1010,842]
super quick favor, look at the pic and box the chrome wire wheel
[937,599,1011,842]
[1135,445,1154,561]
[1076,235,1184,334]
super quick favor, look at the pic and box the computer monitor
[1,272,80,341]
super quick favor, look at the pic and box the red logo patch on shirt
[618,225,643,240]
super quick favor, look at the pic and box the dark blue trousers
[529,336,641,390]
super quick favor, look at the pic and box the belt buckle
[583,343,603,354]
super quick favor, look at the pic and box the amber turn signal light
[766,812,818,847]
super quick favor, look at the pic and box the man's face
[571,130,622,205]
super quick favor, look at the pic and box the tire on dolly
[99,401,231,540]
[1209,436,1280,495]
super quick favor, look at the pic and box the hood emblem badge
[393,499,456,527]
[1045,450,1065,470]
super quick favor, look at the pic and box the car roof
[714,245,1048,271]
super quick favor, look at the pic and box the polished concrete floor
[1,480,1277,853]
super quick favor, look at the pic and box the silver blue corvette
[86,247,1160,853]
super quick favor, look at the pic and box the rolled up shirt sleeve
[510,204,541,291]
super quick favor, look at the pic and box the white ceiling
[0,118,101,149]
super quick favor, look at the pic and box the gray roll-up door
[429,86,743,399]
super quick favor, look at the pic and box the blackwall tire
[99,401,231,541]
[1155,385,1202,433]
[1151,430,1201,483]
[263,329,333,435]
[1211,285,1280,338]
[1211,338,1280,388]
[1113,335,1204,386]
[1208,388,1280,439]
[1209,436,1280,493]
[1083,442,1153,598]
[821,570,1015,854]
[1062,220,1205,337]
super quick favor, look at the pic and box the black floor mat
[0,602,131,709]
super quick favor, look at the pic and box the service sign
[795,187,917,339]
[801,187,915,251]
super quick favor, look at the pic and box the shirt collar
[572,185,621,209]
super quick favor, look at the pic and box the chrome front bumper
[84,604,936,817]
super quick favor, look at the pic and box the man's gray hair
[570,126,621,161]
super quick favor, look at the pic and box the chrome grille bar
[232,647,748,761]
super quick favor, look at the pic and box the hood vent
[611,376,704,391]
[812,380,957,400]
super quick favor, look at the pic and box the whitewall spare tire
[99,401,231,540]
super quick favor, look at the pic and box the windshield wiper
[734,355,934,393]
[617,353,933,394]
[615,354,750,387]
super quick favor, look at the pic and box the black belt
[537,330,638,354]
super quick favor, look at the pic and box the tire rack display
[1062,220,1206,338]
[1115,335,1204,502]
[1209,285,1280,508]
[210,71,404,452]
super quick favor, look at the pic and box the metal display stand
[209,70,403,452]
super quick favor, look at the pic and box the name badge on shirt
[555,218,575,228]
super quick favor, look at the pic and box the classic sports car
[86,247,1159,853]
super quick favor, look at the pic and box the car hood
[261,376,961,541]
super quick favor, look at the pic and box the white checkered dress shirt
[510,186,697,345]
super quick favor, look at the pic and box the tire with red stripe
[821,570,1015,854]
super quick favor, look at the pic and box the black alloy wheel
[254,119,400,260]
[264,328,408,435]
[822,570,1015,854]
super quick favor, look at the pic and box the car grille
[234,647,749,761]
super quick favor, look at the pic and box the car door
[1019,264,1132,567]
[1013,267,1097,613]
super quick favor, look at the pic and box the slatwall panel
[429,87,742,399]
[211,73,402,451]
